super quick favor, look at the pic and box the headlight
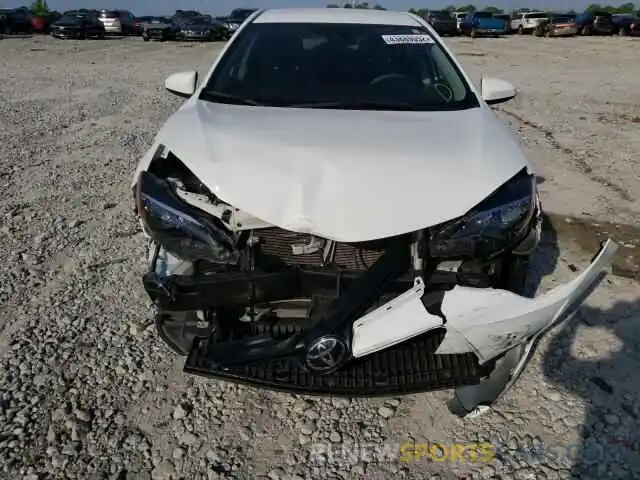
[429,168,537,259]
[136,171,240,265]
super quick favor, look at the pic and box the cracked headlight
[429,168,537,259]
[136,170,240,265]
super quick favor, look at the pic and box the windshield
[429,11,452,20]
[475,12,493,18]
[230,9,256,20]
[552,16,573,22]
[527,13,548,19]
[99,10,119,18]
[59,13,87,22]
[200,22,478,111]
[187,17,210,25]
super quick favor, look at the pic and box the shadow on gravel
[523,214,560,298]
[543,296,640,479]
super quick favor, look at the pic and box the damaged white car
[131,8,617,415]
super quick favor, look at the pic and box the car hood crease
[154,101,532,242]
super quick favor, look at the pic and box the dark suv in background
[424,10,458,35]
[574,10,616,35]
[216,8,257,37]
[97,9,137,35]
[0,8,34,35]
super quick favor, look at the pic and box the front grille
[255,227,384,270]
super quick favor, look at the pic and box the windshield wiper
[199,90,262,106]
[282,100,427,110]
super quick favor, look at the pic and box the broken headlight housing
[429,168,537,259]
[136,170,240,265]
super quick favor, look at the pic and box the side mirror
[164,70,198,98]
[481,76,516,106]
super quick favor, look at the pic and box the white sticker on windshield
[381,34,434,45]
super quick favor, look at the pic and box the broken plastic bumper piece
[350,239,617,414]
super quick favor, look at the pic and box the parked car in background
[169,10,203,36]
[31,11,61,33]
[424,10,458,36]
[511,11,548,34]
[98,9,137,35]
[175,16,228,42]
[216,8,257,35]
[141,16,176,42]
[493,13,512,33]
[459,11,508,37]
[452,11,468,32]
[534,13,578,37]
[574,10,615,35]
[0,8,34,35]
[612,13,640,36]
[51,10,105,39]
[135,16,154,35]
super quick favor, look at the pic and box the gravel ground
[0,34,638,480]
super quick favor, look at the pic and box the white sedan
[131,8,616,416]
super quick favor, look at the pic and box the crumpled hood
[145,100,532,242]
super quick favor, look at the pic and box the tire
[517,25,524,35]
[470,28,477,38]
[618,27,627,36]
[582,25,592,35]
[545,29,553,38]
[143,35,150,41]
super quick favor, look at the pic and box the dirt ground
[0,34,638,480]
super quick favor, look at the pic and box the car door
[122,11,136,34]
[87,12,102,35]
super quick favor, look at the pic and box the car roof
[253,8,422,26]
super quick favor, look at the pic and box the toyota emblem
[305,335,349,374]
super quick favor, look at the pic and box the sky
[0,0,615,17]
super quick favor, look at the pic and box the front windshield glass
[187,17,209,25]
[59,13,86,22]
[429,11,452,19]
[200,22,478,111]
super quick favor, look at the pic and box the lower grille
[255,227,384,270]
[184,329,491,396]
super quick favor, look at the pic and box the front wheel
[517,25,524,35]
[582,25,592,35]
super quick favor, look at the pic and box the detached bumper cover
[435,239,617,363]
